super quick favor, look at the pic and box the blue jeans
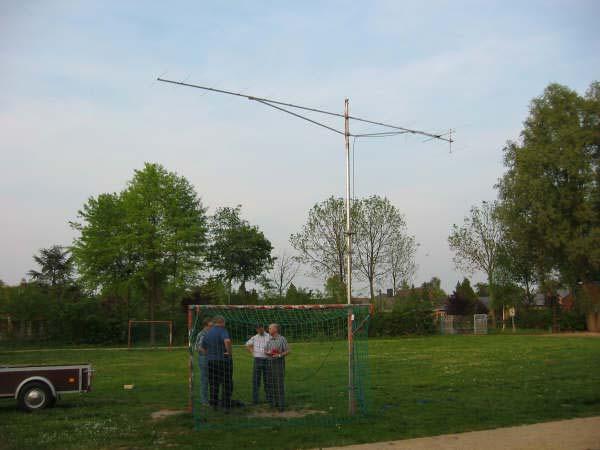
[252,358,270,404]
[198,354,208,404]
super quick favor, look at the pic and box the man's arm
[224,338,233,356]
[196,332,207,354]
[280,337,290,357]
[245,336,254,354]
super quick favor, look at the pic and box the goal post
[187,304,371,429]
[127,320,173,349]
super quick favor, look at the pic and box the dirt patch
[151,409,187,420]
[324,416,600,450]
[249,408,326,419]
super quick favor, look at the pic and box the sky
[1,1,599,295]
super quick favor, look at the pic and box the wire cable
[254,99,345,135]
[157,78,454,143]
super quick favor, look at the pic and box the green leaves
[497,81,600,286]
[207,206,274,293]
[71,163,208,316]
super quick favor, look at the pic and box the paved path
[325,416,600,450]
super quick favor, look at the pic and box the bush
[515,308,587,331]
[370,297,435,336]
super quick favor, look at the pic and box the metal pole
[127,320,132,349]
[345,98,352,306]
[345,99,356,415]
[187,308,193,412]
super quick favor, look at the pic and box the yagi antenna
[157,76,453,416]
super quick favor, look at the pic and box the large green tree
[207,206,274,296]
[71,163,208,330]
[497,82,600,288]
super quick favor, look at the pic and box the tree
[207,206,274,296]
[448,201,503,314]
[324,275,346,303]
[446,278,486,316]
[354,196,414,301]
[494,238,537,305]
[474,282,489,297]
[269,252,300,299]
[420,277,447,302]
[28,245,74,289]
[72,163,208,341]
[497,81,600,288]
[70,193,137,316]
[290,197,351,284]
[387,233,418,295]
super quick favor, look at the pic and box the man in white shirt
[245,324,271,405]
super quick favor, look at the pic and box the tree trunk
[240,278,247,297]
[487,276,497,329]
[149,273,156,346]
[369,277,375,303]
[552,295,559,333]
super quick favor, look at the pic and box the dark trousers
[208,359,233,409]
[266,358,285,410]
[252,357,270,403]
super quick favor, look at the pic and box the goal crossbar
[188,304,369,310]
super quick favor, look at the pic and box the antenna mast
[157,77,453,415]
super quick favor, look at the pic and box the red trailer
[0,363,93,411]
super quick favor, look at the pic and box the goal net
[127,320,173,349]
[188,304,371,429]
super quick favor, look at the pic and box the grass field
[1,335,599,449]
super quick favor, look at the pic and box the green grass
[1,335,599,449]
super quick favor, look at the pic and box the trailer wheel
[17,381,54,412]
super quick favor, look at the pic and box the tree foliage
[290,196,351,283]
[446,278,487,316]
[71,163,208,322]
[448,200,503,307]
[386,232,418,295]
[497,81,600,287]
[292,196,416,300]
[354,195,415,301]
[28,245,74,288]
[207,206,274,294]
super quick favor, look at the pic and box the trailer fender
[15,377,56,400]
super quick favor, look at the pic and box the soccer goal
[127,320,173,349]
[441,315,488,335]
[473,314,488,335]
[187,304,371,429]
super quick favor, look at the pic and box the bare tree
[290,197,352,284]
[448,201,504,310]
[387,233,418,294]
[354,196,411,301]
[270,252,301,299]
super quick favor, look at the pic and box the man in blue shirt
[201,315,233,410]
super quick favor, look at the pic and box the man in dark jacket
[202,315,233,410]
